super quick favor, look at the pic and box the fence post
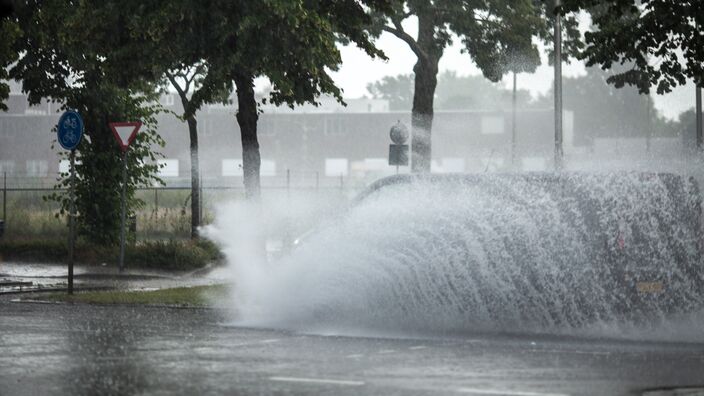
[199,170,204,225]
[154,188,158,213]
[286,169,291,198]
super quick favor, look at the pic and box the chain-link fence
[0,170,367,241]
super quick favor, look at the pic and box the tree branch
[382,21,429,63]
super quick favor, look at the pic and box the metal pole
[118,150,127,273]
[199,170,203,225]
[554,0,563,171]
[68,150,76,294]
[646,94,652,154]
[511,71,518,168]
[286,169,291,198]
[2,172,6,222]
[697,84,702,151]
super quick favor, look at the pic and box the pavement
[0,261,229,294]
[1,301,704,396]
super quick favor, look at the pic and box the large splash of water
[207,172,704,340]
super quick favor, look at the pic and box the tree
[367,71,535,111]
[0,9,19,110]
[562,0,704,94]
[221,1,394,199]
[165,63,229,239]
[6,1,164,245]
[369,1,582,172]
[367,74,415,110]
[122,0,393,201]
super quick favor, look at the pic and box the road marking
[230,339,281,348]
[269,376,365,386]
[529,348,610,356]
[409,345,427,350]
[345,354,364,358]
[378,349,396,354]
[457,387,569,396]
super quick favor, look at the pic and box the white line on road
[345,354,365,358]
[457,387,569,396]
[378,349,396,354]
[409,345,427,350]
[269,376,365,386]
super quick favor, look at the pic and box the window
[363,158,388,171]
[522,157,547,171]
[59,159,82,174]
[324,117,345,136]
[440,158,466,173]
[325,158,348,176]
[157,159,179,177]
[0,160,15,175]
[26,160,48,177]
[261,160,277,177]
[222,159,243,176]
[481,115,504,135]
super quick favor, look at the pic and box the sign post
[57,110,84,294]
[389,121,409,173]
[109,121,142,273]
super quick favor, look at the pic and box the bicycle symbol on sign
[62,116,78,144]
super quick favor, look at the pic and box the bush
[0,238,222,270]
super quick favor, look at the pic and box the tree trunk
[168,73,201,239]
[187,116,200,239]
[411,13,440,173]
[234,72,261,200]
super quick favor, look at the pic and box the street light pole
[554,0,563,171]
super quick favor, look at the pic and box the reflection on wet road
[1,302,703,396]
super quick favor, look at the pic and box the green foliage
[0,239,222,270]
[562,0,704,93]
[40,284,229,307]
[369,1,582,82]
[0,18,19,111]
[7,1,166,245]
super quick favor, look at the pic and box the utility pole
[554,0,563,171]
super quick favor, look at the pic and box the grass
[0,238,223,270]
[39,284,229,307]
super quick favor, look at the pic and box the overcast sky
[329,27,697,121]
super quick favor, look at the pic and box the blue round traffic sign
[57,111,84,150]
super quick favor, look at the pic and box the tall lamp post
[554,0,563,171]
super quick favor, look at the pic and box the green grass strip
[39,284,228,307]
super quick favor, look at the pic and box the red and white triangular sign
[109,121,142,151]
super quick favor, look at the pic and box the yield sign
[109,121,142,151]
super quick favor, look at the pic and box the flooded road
[1,302,703,395]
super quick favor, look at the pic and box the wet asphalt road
[1,302,704,396]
